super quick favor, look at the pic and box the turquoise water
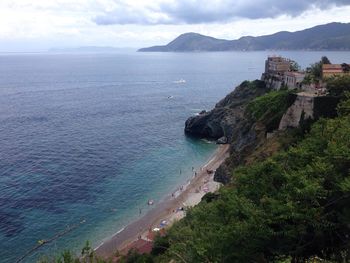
[1,51,350,263]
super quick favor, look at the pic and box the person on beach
[139,208,142,216]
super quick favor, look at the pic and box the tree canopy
[325,75,350,96]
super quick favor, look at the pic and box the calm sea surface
[1,51,350,262]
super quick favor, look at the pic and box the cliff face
[185,80,270,184]
[185,80,268,141]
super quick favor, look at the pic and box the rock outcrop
[185,80,268,141]
[185,80,270,184]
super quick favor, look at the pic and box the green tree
[309,61,322,80]
[246,90,295,131]
[337,92,350,116]
[341,63,350,73]
[305,57,331,82]
[80,241,99,263]
[325,75,350,96]
[290,60,301,72]
[321,56,331,65]
[151,235,170,256]
[119,249,154,263]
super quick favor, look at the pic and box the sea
[1,51,350,263]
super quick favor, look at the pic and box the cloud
[93,0,350,25]
[93,3,172,25]
[0,0,349,51]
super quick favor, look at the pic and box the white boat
[173,79,186,84]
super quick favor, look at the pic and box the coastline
[95,144,230,258]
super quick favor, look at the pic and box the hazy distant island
[139,22,350,52]
[49,46,136,53]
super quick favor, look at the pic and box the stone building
[265,56,291,75]
[284,71,306,89]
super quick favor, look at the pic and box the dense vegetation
[303,56,331,84]
[153,107,350,262]
[326,75,350,97]
[246,90,296,131]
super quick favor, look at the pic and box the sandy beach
[95,144,230,258]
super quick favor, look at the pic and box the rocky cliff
[185,80,268,141]
[185,83,341,184]
[185,80,275,184]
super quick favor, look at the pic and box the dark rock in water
[185,110,225,139]
[199,110,206,115]
[216,136,228,144]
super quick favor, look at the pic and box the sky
[0,0,350,52]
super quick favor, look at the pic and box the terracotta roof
[322,64,342,70]
[323,69,344,73]
[323,64,349,70]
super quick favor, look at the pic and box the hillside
[138,32,228,52]
[139,22,350,52]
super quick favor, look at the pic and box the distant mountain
[139,33,228,52]
[139,22,350,52]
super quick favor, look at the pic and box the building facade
[284,71,306,89]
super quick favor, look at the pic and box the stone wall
[279,94,314,130]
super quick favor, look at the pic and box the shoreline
[95,144,230,258]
